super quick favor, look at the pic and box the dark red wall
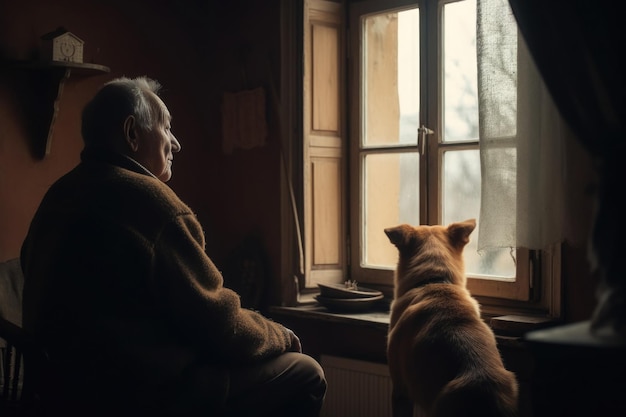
[0,0,284,302]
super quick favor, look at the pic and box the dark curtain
[507,1,626,334]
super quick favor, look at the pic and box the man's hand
[285,327,302,353]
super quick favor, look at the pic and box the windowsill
[270,292,559,341]
[269,302,391,330]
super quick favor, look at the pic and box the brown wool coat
[20,148,293,413]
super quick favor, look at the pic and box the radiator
[320,355,393,417]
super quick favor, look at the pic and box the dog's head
[384,219,476,297]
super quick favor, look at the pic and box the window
[286,0,561,316]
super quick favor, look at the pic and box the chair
[0,317,48,417]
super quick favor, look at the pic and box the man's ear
[123,115,139,152]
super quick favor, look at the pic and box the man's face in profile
[133,94,181,182]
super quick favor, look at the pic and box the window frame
[281,0,562,318]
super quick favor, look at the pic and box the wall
[0,0,284,305]
[560,131,599,323]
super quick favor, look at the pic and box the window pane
[363,8,419,147]
[443,150,515,280]
[363,152,419,268]
[443,0,478,143]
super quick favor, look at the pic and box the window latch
[417,125,434,154]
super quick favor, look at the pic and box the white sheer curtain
[476,0,570,252]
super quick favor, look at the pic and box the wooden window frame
[280,0,561,318]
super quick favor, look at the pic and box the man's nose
[171,135,181,153]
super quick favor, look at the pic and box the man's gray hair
[81,76,164,146]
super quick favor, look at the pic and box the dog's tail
[430,371,519,417]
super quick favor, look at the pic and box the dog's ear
[385,225,411,248]
[447,219,476,248]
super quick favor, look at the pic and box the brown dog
[385,219,518,417]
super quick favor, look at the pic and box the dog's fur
[385,219,518,417]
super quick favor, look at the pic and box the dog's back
[385,219,518,417]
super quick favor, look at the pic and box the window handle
[418,125,434,154]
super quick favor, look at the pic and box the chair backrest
[0,258,24,329]
[0,317,48,416]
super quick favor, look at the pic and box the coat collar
[80,147,157,180]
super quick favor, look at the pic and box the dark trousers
[223,352,327,417]
[37,352,327,417]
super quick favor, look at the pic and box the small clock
[42,28,84,64]
[60,41,76,59]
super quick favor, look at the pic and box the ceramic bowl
[317,282,383,299]
[315,294,384,313]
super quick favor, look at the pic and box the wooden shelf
[1,60,111,158]
[6,60,110,75]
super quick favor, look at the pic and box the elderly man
[20,76,326,417]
